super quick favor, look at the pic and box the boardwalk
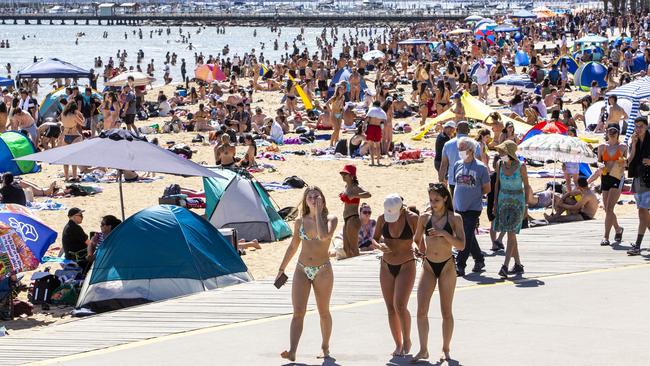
[0,217,648,365]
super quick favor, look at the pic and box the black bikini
[424,212,455,278]
[381,217,415,278]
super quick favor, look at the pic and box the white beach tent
[606,76,650,140]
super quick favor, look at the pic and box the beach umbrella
[397,38,434,46]
[612,36,632,47]
[606,76,650,139]
[475,28,496,45]
[0,222,39,278]
[574,34,608,45]
[15,129,225,220]
[510,9,537,19]
[574,61,607,91]
[362,50,385,61]
[0,204,57,263]
[447,28,472,35]
[465,15,483,22]
[105,71,156,87]
[0,76,14,88]
[493,74,535,89]
[630,53,647,74]
[474,18,495,29]
[494,24,519,33]
[194,64,226,82]
[514,50,530,66]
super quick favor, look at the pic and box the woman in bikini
[340,164,371,258]
[214,134,236,168]
[372,194,418,357]
[60,101,85,182]
[285,76,298,115]
[239,134,257,168]
[277,186,338,362]
[102,92,121,129]
[326,82,346,147]
[434,80,450,116]
[597,123,627,246]
[417,82,433,126]
[412,183,465,363]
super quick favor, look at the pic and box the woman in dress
[277,187,338,362]
[493,141,530,278]
[597,123,627,246]
[340,164,371,258]
[412,183,465,363]
[372,194,418,356]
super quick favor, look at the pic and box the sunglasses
[607,129,619,135]
[361,210,371,215]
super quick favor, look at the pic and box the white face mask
[459,150,469,161]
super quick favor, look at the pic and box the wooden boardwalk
[0,217,646,366]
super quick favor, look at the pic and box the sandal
[600,238,610,246]
[614,228,624,243]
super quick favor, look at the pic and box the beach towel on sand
[27,199,65,211]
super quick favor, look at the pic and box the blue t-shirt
[441,134,483,184]
[452,159,489,212]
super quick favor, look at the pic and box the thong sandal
[614,228,624,243]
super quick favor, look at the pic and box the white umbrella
[465,15,484,22]
[105,71,156,87]
[448,28,472,35]
[362,50,385,61]
[518,133,597,212]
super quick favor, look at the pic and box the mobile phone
[274,273,288,289]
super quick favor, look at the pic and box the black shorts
[317,80,328,91]
[299,68,306,77]
[232,65,240,75]
[580,211,594,220]
[601,174,622,191]
[123,114,136,125]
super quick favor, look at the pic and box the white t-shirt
[366,106,387,120]
[270,121,284,144]
[158,101,171,117]
[474,66,489,85]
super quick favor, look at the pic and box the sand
[3,62,638,332]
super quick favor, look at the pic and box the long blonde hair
[300,186,329,219]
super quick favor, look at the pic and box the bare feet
[280,350,295,362]
[392,345,404,357]
[410,350,429,363]
[440,349,451,361]
[251,239,261,249]
[316,349,330,359]
[402,339,412,355]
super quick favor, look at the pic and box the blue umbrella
[0,204,57,262]
[0,76,14,88]
[495,24,519,33]
[398,38,434,46]
[574,61,607,91]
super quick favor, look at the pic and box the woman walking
[372,194,418,356]
[493,141,530,278]
[598,123,627,246]
[327,82,346,147]
[340,164,371,257]
[412,183,465,363]
[277,187,338,362]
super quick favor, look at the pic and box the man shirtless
[191,104,213,132]
[251,107,267,134]
[348,68,362,102]
[597,95,629,133]
[544,178,599,222]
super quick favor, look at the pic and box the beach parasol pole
[118,169,125,220]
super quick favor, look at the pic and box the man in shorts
[627,116,650,255]
[121,85,138,135]
[544,178,598,223]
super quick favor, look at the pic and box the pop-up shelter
[204,168,292,242]
[0,131,39,175]
[327,67,368,99]
[606,76,650,140]
[76,205,251,313]
[16,58,91,80]
[574,61,607,91]
[411,91,529,140]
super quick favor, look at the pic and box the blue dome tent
[514,50,530,66]
[574,61,607,91]
[326,67,368,100]
[553,55,580,74]
[76,205,251,313]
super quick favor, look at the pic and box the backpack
[163,184,182,197]
[283,176,306,189]
[278,206,299,221]
[29,275,61,305]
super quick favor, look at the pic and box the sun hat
[383,194,403,223]
[495,140,518,161]
[340,164,357,177]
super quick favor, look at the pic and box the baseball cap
[443,121,456,129]
[340,164,357,177]
[68,207,84,217]
[383,194,403,223]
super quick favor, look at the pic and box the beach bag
[29,275,61,305]
[278,206,299,221]
[283,176,306,189]
[398,150,421,161]
[163,184,182,197]
[50,283,79,306]
[169,145,192,159]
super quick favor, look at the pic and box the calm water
[0,24,372,96]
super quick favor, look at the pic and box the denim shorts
[635,191,650,210]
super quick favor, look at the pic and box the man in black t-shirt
[0,173,26,206]
[62,207,90,270]
[435,121,455,172]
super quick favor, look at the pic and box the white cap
[383,194,403,223]
[443,121,456,129]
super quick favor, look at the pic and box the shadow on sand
[386,354,463,366]
[283,357,342,366]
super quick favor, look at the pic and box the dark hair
[551,110,560,120]
[62,101,78,116]
[577,177,588,188]
[0,102,6,114]
[2,172,13,185]
[428,182,454,212]
[101,215,122,231]
[635,116,649,126]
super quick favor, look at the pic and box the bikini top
[382,216,413,240]
[299,222,320,241]
[601,145,623,162]
[425,211,453,236]
[339,193,360,205]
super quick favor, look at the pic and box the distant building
[98,3,116,17]
[118,3,139,15]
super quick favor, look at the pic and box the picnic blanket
[27,199,65,211]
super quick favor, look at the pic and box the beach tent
[514,50,530,66]
[573,45,604,62]
[0,131,39,176]
[574,62,607,91]
[204,168,292,242]
[606,76,650,139]
[327,68,368,99]
[38,87,103,123]
[0,77,14,88]
[584,99,633,127]
[510,9,537,19]
[493,74,535,90]
[16,58,90,80]
[194,64,226,82]
[411,91,529,140]
[76,205,251,313]
[553,55,579,74]
[574,34,608,45]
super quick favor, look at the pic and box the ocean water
[0,24,372,95]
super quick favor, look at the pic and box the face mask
[459,150,469,160]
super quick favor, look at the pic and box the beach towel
[27,199,65,211]
[526,169,565,178]
[257,152,286,161]
[261,182,294,191]
[315,134,332,141]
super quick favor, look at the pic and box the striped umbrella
[606,76,650,140]
[518,133,596,163]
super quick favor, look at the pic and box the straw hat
[495,140,518,162]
